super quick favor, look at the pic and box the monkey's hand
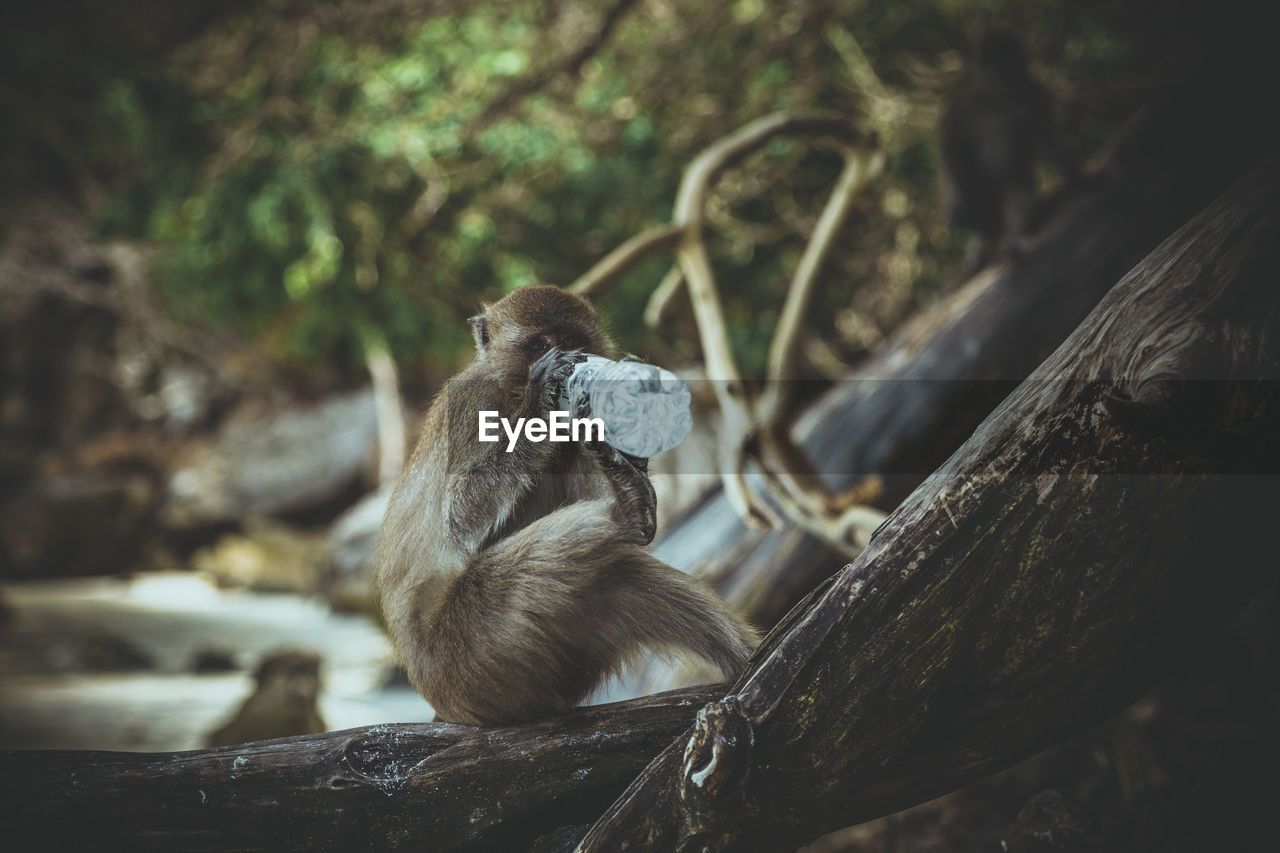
[576,394,656,543]
[571,393,648,473]
[527,348,586,417]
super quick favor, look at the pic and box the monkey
[938,31,1078,270]
[373,285,759,726]
[207,649,326,746]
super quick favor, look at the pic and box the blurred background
[1,0,1273,847]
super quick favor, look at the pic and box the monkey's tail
[419,500,757,725]
[602,551,760,679]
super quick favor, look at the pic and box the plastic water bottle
[558,356,693,458]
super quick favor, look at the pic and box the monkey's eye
[561,334,582,350]
[526,338,550,354]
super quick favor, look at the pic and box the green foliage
[65,0,1142,376]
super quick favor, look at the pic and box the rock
[191,647,238,673]
[0,468,159,579]
[191,519,332,594]
[77,631,155,671]
[164,388,379,529]
[323,488,391,614]
[4,627,155,674]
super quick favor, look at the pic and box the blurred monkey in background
[207,649,325,746]
[938,31,1078,271]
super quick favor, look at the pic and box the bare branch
[642,263,684,327]
[567,224,683,296]
[673,114,872,226]
[565,112,882,532]
[670,113,878,531]
[760,148,884,419]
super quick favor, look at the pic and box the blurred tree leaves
[3,0,1153,377]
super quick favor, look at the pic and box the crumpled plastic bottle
[558,355,693,458]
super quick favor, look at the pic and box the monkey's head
[252,649,322,709]
[469,285,617,382]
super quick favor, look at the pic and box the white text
[478,410,605,452]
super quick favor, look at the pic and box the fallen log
[575,152,1280,850]
[1,686,718,851]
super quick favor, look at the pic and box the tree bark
[576,151,1280,850]
[0,686,719,852]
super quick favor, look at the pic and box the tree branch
[671,113,879,531]
[0,686,720,851]
[567,224,683,297]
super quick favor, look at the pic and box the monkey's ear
[469,315,490,352]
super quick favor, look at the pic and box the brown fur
[206,650,325,747]
[374,285,758,725]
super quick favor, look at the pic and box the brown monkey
[206,650,326,746]
[938,31,1076,269]
[374,285,758,726]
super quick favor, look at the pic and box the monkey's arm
[441,350,582,554]
[590,445,657,545]
[565,386,657,544]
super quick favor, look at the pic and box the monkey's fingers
[529,347,582,381]
[570,391,594,422]
[530,348,585,410]
[580,435,649,476]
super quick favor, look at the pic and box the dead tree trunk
[0,686,719,851]
[576,152,1280,850]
